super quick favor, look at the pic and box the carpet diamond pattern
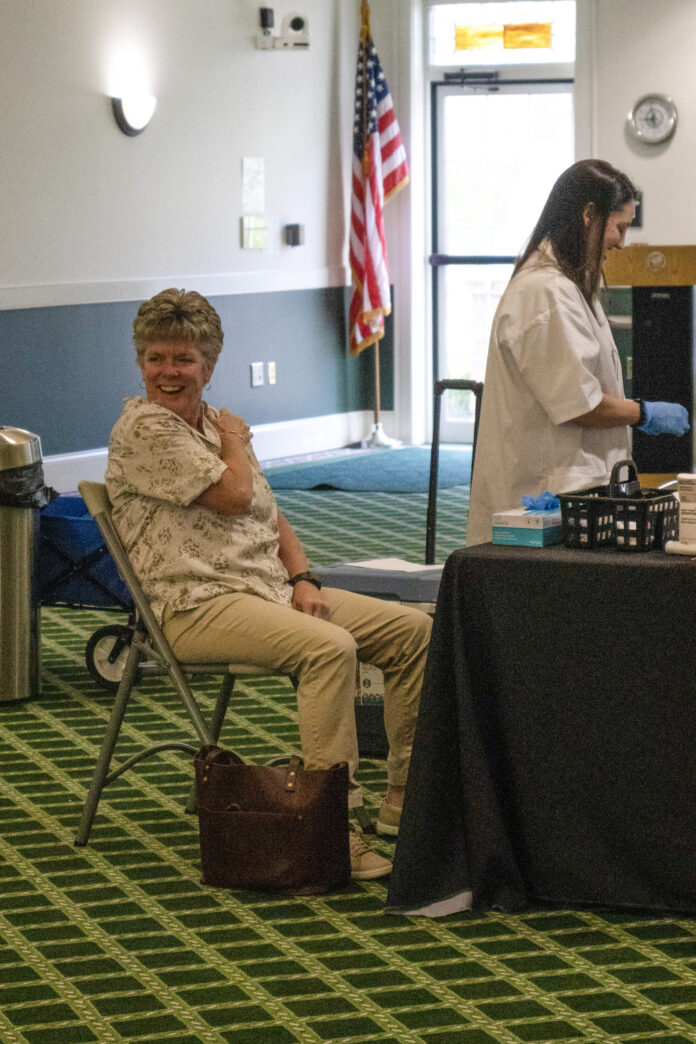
[2,487,696,1042]
[274,487,470,565]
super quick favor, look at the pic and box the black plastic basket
[559,459,679,552]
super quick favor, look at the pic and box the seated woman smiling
[105,288,432,881]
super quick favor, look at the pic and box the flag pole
[350,0,407,448]
[363,352,400,446]
[359,0,400,449]
[374,342,380,427]
[362,341,402,448]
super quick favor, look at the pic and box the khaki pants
[163,587,432,786]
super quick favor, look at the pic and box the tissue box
[492,506,563,547]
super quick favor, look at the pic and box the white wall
[376,0,696,444]
[0,0,414,445]
[589,0,696,246]
[5,0,696,454]
[0,0,356,306]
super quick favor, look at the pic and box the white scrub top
[467,242,632,547]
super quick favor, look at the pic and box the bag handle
[285,755,303,791]
[608,458,641,498]
[196,744,244,786]
[196,746,307,792]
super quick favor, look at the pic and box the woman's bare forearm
[571,395,640,429]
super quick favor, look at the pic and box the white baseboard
[42,410,388,493]
[251,410,386,461]
[43,448,110,493]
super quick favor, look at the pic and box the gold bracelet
[220,430,245,442]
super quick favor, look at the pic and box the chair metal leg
[209,673,234,740]
[74,637,141,846]
[167,659,217,746]
[353,803,375,834]
[184,673,234,814]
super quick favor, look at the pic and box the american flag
[349,18,409,356]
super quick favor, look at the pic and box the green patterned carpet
[273,487,471,567]
[3,487,696,1043]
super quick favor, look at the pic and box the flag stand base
[360,422,402,449]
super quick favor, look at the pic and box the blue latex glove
[521,491,560,511]
[639,401,690,436]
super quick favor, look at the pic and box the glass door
[432,80,574,440]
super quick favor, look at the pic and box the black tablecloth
[387,543,696,914]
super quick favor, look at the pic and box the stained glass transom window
[430,2,576,66]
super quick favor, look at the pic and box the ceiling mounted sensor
[111,93,157,136]
[278,13,309,48]
[255,8,309,49]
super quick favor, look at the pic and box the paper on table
[346,558,442,572]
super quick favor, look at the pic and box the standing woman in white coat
[467,159,689,547]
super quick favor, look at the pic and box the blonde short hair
[133,288,224,370]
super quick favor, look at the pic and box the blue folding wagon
[38,493,134,689]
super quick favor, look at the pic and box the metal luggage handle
[425,379,483,564]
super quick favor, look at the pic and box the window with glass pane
[434,83,574,439]
[442,263,513,386]
[440,87,574,256]
[430,1,576,67]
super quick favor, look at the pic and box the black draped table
[387,543,696,915]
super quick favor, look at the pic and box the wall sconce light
[111,93,157,136]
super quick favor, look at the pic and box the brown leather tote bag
[194,745,351,895]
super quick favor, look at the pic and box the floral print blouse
[105,397,292,622]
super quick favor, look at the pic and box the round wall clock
[627,94,678,145]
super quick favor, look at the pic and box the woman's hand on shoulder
[210,408,253,447]
[195,407,254,515]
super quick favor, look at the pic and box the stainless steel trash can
[0,426,44,701]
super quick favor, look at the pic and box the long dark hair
[513,159,637,304]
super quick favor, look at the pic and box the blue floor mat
[265,445,472,493]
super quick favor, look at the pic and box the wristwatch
[632,398,646,428]
[287,570,322,590]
